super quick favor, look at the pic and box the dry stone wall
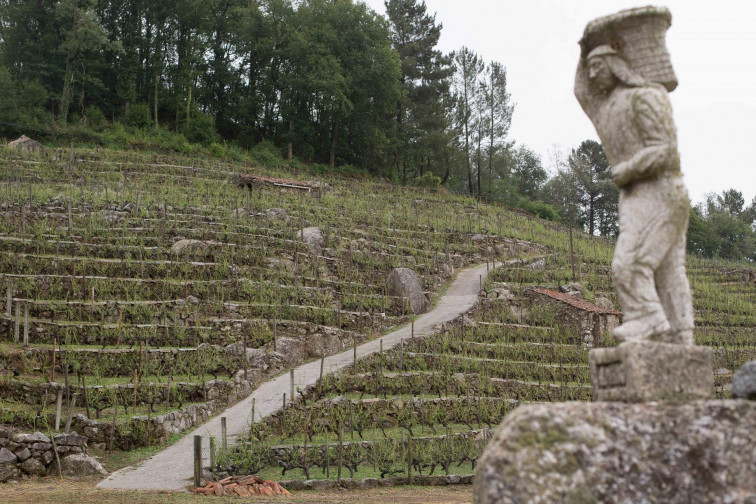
[0,428,104,482]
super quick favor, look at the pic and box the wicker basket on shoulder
[579,6,678,92]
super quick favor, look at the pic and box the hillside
[0,144,753,485]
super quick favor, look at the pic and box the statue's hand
[612,161,632,187]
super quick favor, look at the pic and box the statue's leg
[654,206,694,345]
[611,183,680,341]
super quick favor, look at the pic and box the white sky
[362,0,756,206]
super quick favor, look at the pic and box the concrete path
[97,263,489,491]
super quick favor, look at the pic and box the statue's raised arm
[574,6,694,345]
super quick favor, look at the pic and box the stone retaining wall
[0,428,104,482]
[281,473,474,490]
[73,376,258,450]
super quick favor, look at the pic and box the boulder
[58,453,107,477]
[20,457,46,476]
[386,268,430,315]
[594,295,614,310]
[298,227,323,255]
[170,239,210,256]
[304,332,342,359]
[732,360,756,400]
[8,135,45,153]
[474,400,756,504]
[274,337,305,366]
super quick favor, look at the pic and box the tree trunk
[59,57,74,124]
[153,72,159,129]
[186,68,192,125]
[329,119,340,168]
[393,98,403,177]
[287,120,293,160]
[476,129,482,197]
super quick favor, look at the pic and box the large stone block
[474,400,756,504]
[589,341,713,402]
[386,267,430,314]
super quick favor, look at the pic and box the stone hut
[524,287,621,347]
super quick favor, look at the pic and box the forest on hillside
[0,0,753,260]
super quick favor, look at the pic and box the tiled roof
[530,287,622,315]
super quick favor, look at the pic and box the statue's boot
[612,313,671,343]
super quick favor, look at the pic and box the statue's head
[586,44,649,94]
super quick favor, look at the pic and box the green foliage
[688,189,756,261]
[249,140,283,168]
[411,172,441,189]
[521,199,557,221]
[84,105,107,131]
[123,103,153,130]
[181,112,219,146]
[0,68,50,136]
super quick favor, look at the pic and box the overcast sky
[362,0,756,206]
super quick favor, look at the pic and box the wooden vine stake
[337,428,343,484]
[23,303,29,347]
[221,416,227,453]
[14,302,20,343]
[82,374,90,418]
[133,369,138,414]
[65,393,78,434]
[193,435,202,488]
[51,339,56,382]
[209,437,216,472]
[54,388,63,432]
[407,433,413,484]
[290,369,295,404]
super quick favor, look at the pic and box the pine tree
[385,0,452,182]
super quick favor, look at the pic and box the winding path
[97,263,489,491]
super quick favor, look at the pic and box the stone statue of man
[575,8,694,345]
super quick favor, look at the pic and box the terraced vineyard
[222,237,755,483]
[0,144,753,483]
[0,145,551,450]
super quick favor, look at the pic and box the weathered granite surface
[386,267,430,314]
[589,341,713,402]
[732,360,756,400]
[474,400,756,504]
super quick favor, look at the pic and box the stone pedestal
[589,341,713,402]
[473,401,756,504]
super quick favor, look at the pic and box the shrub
[123,103,152,129]
[411,172,441,189]
[521,200,557,221]
[209,142,226,158]
[249,140,283,168]
[181,111,220,146]
[83,105,107,132]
